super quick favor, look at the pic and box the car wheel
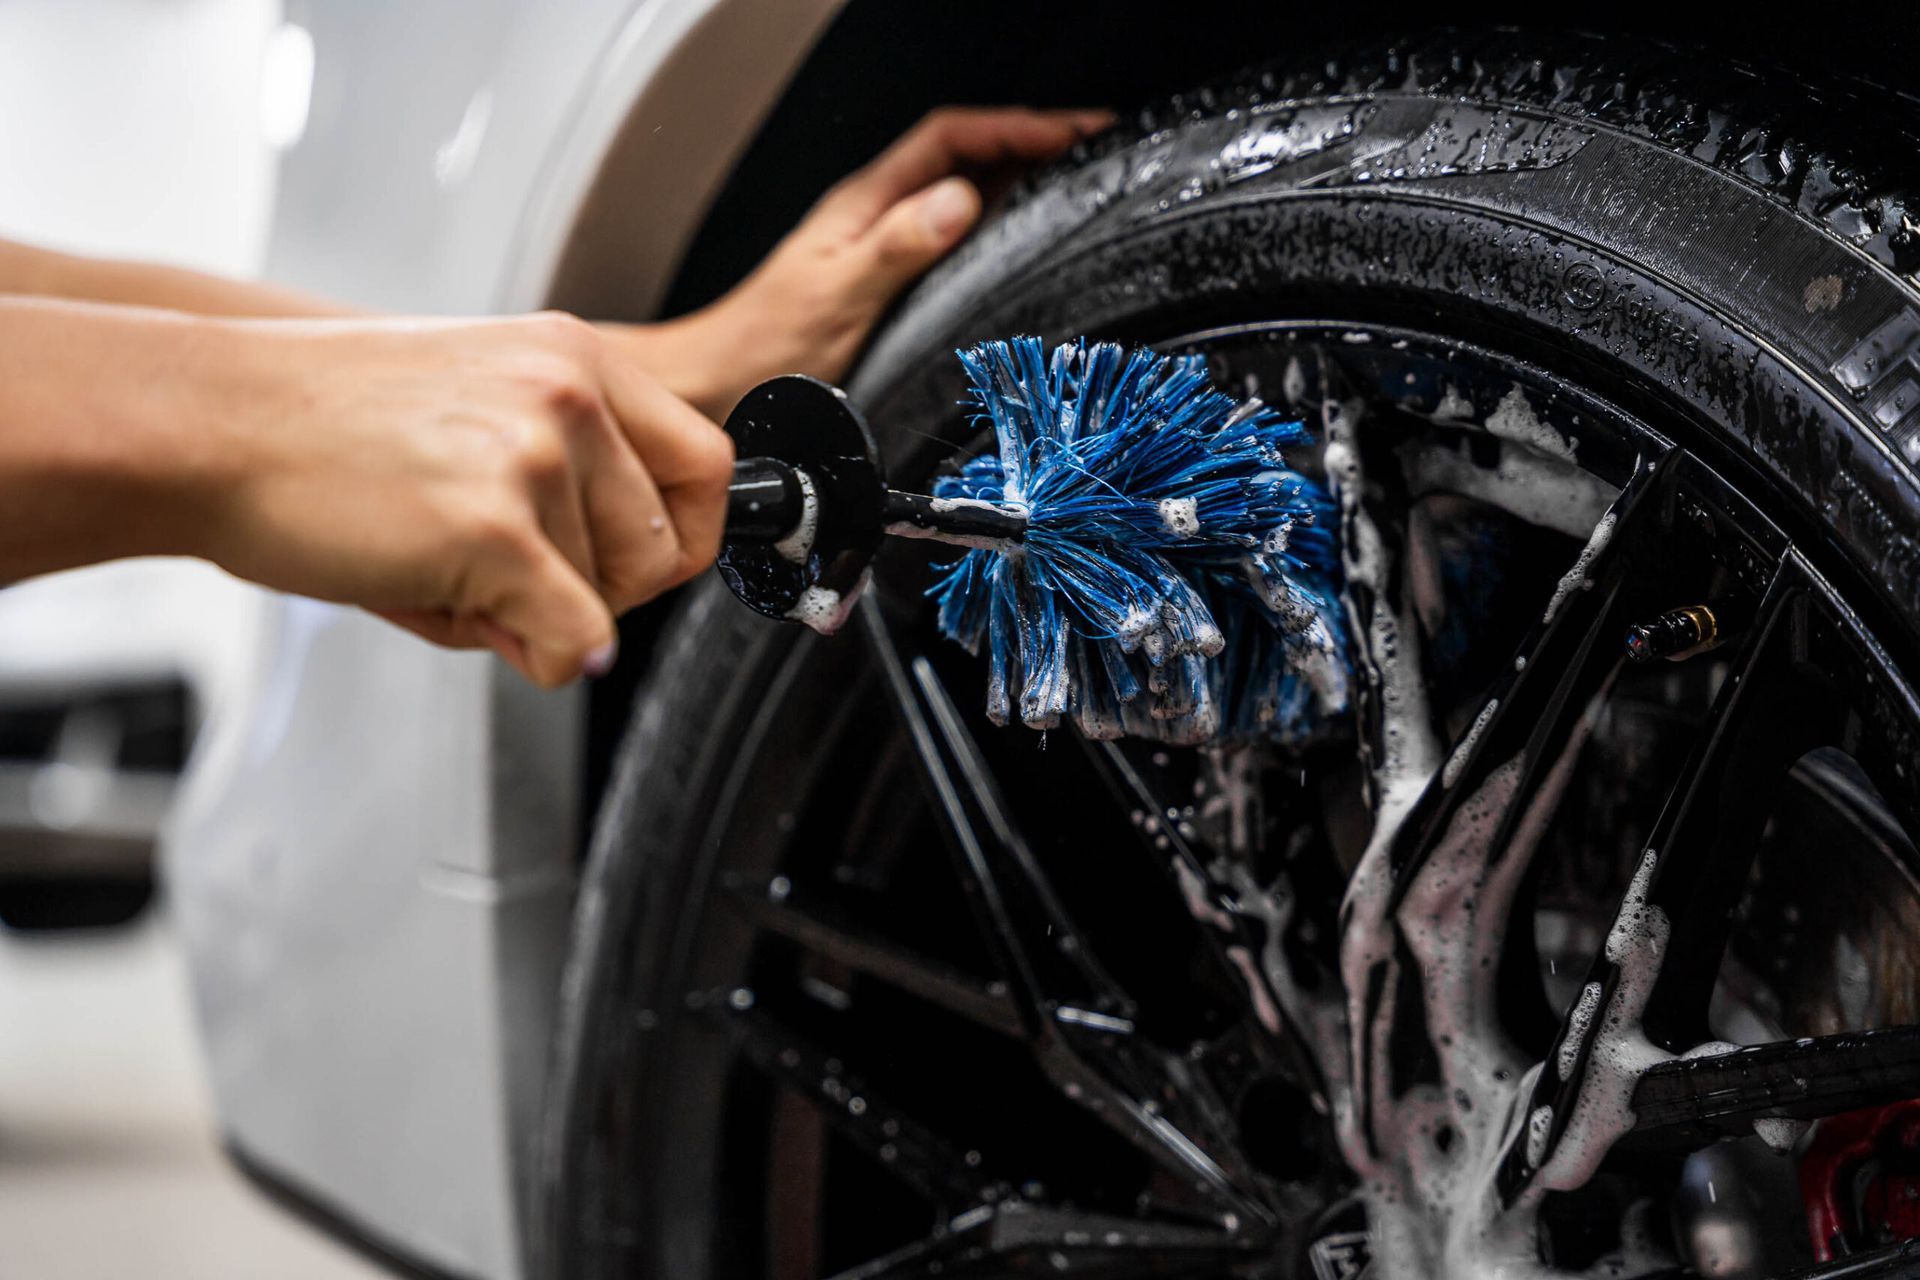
[540,30,1920,1279]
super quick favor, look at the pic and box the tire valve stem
[1624,603,1723,664]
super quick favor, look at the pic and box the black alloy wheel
[541,31,1920,1280]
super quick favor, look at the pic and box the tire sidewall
[857,88,1920,660]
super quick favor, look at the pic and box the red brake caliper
[1800,1100,1920,1261]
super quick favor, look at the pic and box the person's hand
[202,312,733,687]
[614,106,1111,419]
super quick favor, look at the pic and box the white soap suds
[1485,385,1577,461]
[1558,984,1603,1081]
[1282,356,1308,406]
[1753,1115,1810,1154]
[772,470,819,564]
[785,587,843,633]
[1400,438,1617,538]
[783,568,870,636]
[1543,512,1616,625]
[883,496,1026,552]
[1336,650,1634,1278]
[1233,388,1686,1279]
[1442,698,1499,789]
[1526,1106,1554,1168]
[1158,496,1201,536]
[1433,382,1475,422]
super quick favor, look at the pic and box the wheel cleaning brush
[717,338,1348,746]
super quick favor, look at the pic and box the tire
[540,30,1920,1280]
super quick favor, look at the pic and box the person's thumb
[857,176,981,297]
[479,548,618,688]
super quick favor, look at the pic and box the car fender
[163,2,841,1276]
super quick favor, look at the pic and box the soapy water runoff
[1167,379,1743,1277]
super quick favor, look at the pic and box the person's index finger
[876,108,1084,188]
[833,108,1105,227]
[595,346,735,490]
[594,348,733,581]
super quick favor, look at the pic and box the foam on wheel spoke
[1624,1026,1920,1150]
[1076,737,1335,1102]
[1494,567,1801,1192]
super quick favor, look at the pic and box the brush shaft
[727,456,1025,550]
[882,490,1027,547]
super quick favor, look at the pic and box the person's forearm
[0,237,353,318]
[0,236,738,411]
[0,297,237,581]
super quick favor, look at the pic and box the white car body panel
[162,1,841,1274]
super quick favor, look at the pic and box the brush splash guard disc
[929,337,1349,747]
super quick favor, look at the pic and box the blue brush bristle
[929,337,1349,746]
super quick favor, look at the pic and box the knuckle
[529,309,592,349]
[513,429,571,485]
[527,362,600,422]
[461,505,536,560]
[691,429,736,488]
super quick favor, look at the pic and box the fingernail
[920,177,977,240]
[583,641,618,678]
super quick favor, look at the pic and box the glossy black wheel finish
[542,31,1920,1280]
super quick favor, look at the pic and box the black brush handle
[727,456,807,540]
[720,374,1022,628]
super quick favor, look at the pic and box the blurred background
[0,1,375,1274]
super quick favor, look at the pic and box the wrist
[100,312,270,566]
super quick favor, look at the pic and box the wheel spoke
[858,596,1129,1028]
[1623,1025,1920,1150]
[1382,450,1680,894]
[1633,570,1847,1049]
[1773,1240,1920,1278]
[659,323,1920,1279]
[1077,738,1332,1100]
[721,1002,994,1207]
[860,597,1273,1223]
[722,875,1024,1039]
[1499,558,1835,1199]
[827,1201,1265,1280]
[1326,370,1448,1170]
[1337,448,1674,1174]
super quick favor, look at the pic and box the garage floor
[0,915,388,1279]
